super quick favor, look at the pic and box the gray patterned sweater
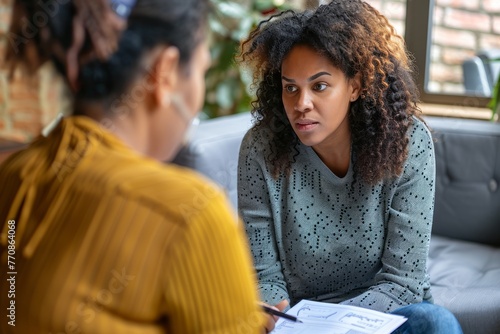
[238,117,435,312]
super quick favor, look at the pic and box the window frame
[404,0,491,109]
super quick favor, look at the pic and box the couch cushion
[425,116,500,246]
[428,235,500,334]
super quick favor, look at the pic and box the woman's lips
[296,121,319,131]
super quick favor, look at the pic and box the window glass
[364,0,407,38]
[321,0,499,110]
[320,0,407,38]
[428,0,500,97]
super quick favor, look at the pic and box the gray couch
[173,112,500,334]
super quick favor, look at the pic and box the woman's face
[157,40,211,161]
[281,45,360,152]
[176,40,211,117]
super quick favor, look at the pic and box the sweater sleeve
[340,120,436,312]
[237,130,291,307]
[163,189,265,333]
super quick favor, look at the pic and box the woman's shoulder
[114,159,227,215]
[240,125,273,157]
[403,116,435,170]
[409,116,432,139]
[408,116,434,149]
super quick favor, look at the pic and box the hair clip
[109,0,137,19]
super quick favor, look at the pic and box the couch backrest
[462,48,500,96]
[172,112,253,208]
[426,116,500,246]
[173,113,500,246]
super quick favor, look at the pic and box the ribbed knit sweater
[0,116,264,334]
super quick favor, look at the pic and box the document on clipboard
[270,299,407,334]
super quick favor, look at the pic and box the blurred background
[0,0,499,143]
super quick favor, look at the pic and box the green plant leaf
[204,0,301,119]
[209,17,228,36]
[232,16,255,40]
[488,75,499,121]
[487,57,500,121]
[254,0,276,11]
[216,1,247,19]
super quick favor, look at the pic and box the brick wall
[0,0,498,142]
[429,0,500,94]
[366,0,500,95]
[364,0,406,37]
[0,0,67,142]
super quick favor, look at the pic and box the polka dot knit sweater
[238,117,435,313]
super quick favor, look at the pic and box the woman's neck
[73,101,149,156]
[313,139,351,177]
[312,116,352,177]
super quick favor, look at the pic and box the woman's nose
[294,90,313,112]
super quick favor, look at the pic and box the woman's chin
[295,133,320,147]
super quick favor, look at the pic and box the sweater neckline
[300,143,353,183]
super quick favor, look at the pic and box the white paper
[270,300,407,334]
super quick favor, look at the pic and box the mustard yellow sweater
[0,116,264,334]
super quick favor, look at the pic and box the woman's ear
[149,46,181,110]
[350,72,362,102]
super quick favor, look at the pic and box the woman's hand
[262,299,289,333]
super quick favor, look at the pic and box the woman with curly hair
[238,1,463,332]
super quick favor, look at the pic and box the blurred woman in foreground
[0,0,265,333]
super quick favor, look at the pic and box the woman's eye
[284,85,297,93]
[314,83,327,91]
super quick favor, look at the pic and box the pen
[261,305,303,323]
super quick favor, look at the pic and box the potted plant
[204,0,296,119]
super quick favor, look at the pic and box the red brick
[444,8,491,32]
[431,45,442,64]
[427,80,465,95]
[433,7,444,25]
[494,17,500,35]
[9,106,41,118]
[483,0,500,12]
[390,20,405,38]
[426,81,442,94]
[0,129,31,143]
[429,62,463,82]
[479,34,500,49]
[8,83,39,99]
[442,82,465,94]
[442,48,476,65]
[365,1,383,13]
[436,0,480,10]
[380,2,405,21]
[432,27,477,49]
[12,119,42,135]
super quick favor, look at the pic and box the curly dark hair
[7,0,210,112]
[239,0,421,185]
